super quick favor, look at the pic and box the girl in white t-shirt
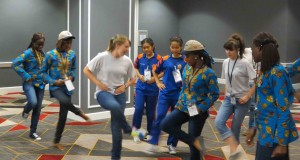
[83,35,136,160]
[214,33,256,159]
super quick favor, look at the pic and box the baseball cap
[58,31,75,40]
[182,40,205,55]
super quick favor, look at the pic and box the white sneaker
[229,146,243,160]
[168,145,176,154]
[145,145,158,154]
[144,135,152,141]
[133,136,141,143]
[30,133,42,141]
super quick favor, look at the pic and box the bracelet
[124,84,128,88]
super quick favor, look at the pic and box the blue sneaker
[131,127,146,139]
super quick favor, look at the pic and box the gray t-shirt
[221,57,256,98]
[86,51,135,96]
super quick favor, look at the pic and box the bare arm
[295,91,300,102]
[114,76,136,95]
[152,70,165,90]
[135,68,145,83]
[239,83,256,104]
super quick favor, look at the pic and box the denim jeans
[23,82,45,135]
[51,87,82,144]
[161,109,208,160]
[96,91,131,160]
[214,96,250,142]
[255,142,289,160]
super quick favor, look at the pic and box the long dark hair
[223,33,245,59]
[252,32,279,73]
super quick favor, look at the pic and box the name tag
[188,104,199,117]
[144,69,151,81]
[65,79,75,91]
[172,69,182,83]
[230,96,236,105]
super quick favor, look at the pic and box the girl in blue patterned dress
[247,32,299,160]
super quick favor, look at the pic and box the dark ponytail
[223,33,245,59]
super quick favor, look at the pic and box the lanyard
[32,49,43,68]
[36,52,42,65]
[188,65,204,91]
[58,52,68,76]
[227,58,238,87]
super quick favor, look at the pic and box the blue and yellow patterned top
[41,49,76,94]
[12,48,46,89]
[176,65,219,113]
[255,65,298,147]
[287,58,300,77]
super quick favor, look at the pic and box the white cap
[182,40,205,54]
[58,30,75,40]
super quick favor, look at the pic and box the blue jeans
[23,82,45,135]
[161,109,208,160]
[132,90,157,133]
[96,91,131,160]
[148,94,178,146]
[215,96,250,142]
[51,87,82,143]
[255,142,289,160]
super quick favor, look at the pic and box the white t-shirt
[86,51,135,96]
[221,57,256,98]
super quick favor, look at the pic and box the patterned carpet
[0,91,299,160]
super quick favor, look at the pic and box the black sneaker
[29,133,42,141]
[22,111,29,119]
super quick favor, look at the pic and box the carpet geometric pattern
[0,90,299,160]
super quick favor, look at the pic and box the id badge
[230,96,236,105]
[109,88,116,95]
[172,69,182,83]
[188,104,199,117]
[144,69,151,81]
[65,79,75,91]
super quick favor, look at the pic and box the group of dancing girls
[12,31,299,160]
